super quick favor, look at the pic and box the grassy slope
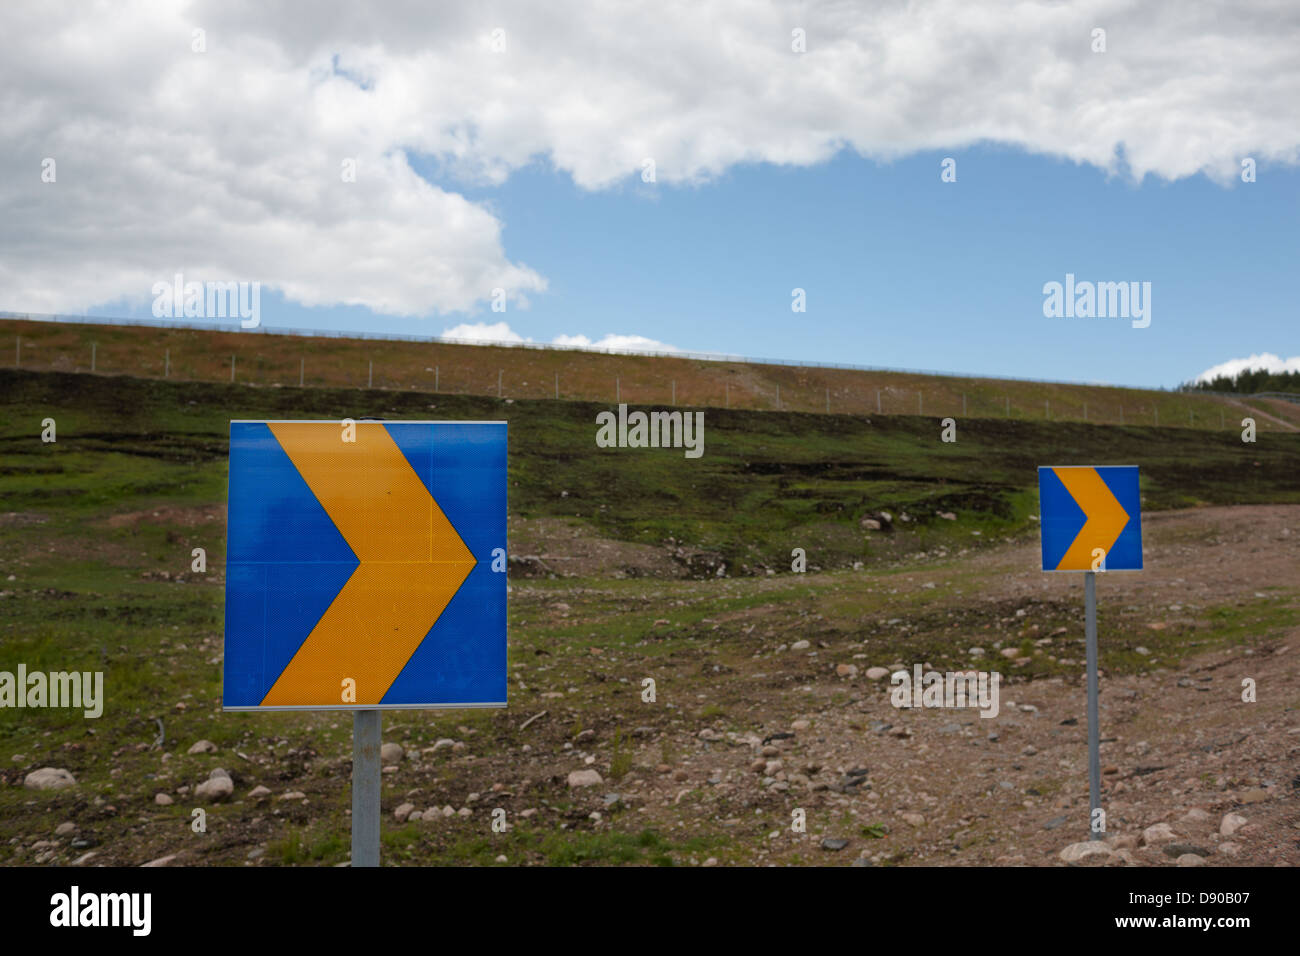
[3,368,1298,571]
[7,316,1298,430]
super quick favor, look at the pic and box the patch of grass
[608,728,634,780]
[537,827,708,866]
[270,828,347,866]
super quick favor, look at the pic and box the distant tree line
[1185,368,1300,394]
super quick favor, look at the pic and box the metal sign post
[1038,465,1143,842]
[1084,571,1101,839]
[352,710,381,866]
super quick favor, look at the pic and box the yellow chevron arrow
[1053,467,1130,571]
[260,422,477,706]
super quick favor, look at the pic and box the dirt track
[507,505,1300,866]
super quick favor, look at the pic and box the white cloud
[551,333,679,353]
[3,1,1298,319]
[440,321,528,345]
[1195,353,1300,383]
[442,321,679,354]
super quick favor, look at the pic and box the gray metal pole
[230,354,235,382]
[776,384,780,409]
[435,366,439,392]
[299,357,304,387]
[165,349,169,378]
[554,372,558,400]
[616,377,620,402]
[368,361,373,388]
[918,392,922,415]
[725,383,729,408]
[1084,571,1101,839]
[876,389,881,414]
[91,342,96,372]
[352,709,381,866]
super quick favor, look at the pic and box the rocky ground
[4,505,1297,866]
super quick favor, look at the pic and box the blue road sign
[223,420,507,710]
[1039,465,1142,572]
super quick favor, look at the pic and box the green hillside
[3,368,1297,575]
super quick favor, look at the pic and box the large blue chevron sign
[223,420,507,711]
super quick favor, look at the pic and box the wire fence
[3,311,1295,431]
[0,309,1193,391]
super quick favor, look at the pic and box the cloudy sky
[2,1,1297,386]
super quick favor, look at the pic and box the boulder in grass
[567,769,603,788]
[195,772,233,802]
[1059,841,1112,863]
[1141,823,1178,846]
[24,768,76,791]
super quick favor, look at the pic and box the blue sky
[86,147,1298,388]
[8,2,1299,390]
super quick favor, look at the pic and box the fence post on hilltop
[435,366,439,392]
[231,355,236,383]
[299,357,304,387]
[1083,402,1086,422]
[877,389,881,414]
[555,372,558,400]
[15,336,19,368]
[918,392,922,415]
[368,361,373,388]
[165,349,170,378]
[776,384,780,410]
[962,393,966,416]
[1045,399,1050,420]
[616,377,620,403]
[672,380,676,405]
[498,369,502,398]
[826,387,830,413]
[91,342,96,372]
[725,383,728,408]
